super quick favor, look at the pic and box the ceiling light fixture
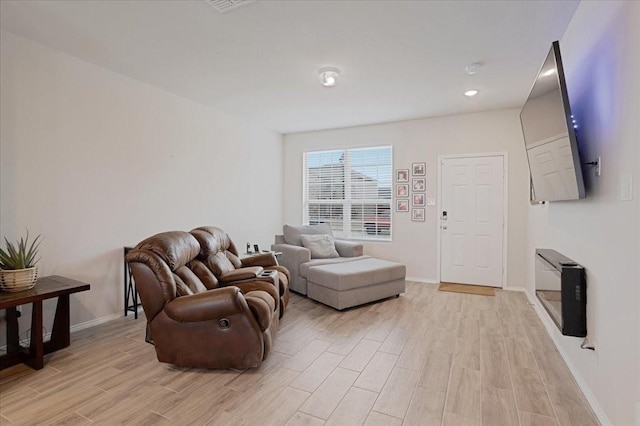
[464,90,479,97]
[319,67,340,87]
[204,0,254,14]
[465,62,482,75]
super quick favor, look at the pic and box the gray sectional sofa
[272,224,405,310]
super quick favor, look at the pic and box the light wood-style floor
[0,282,599,425]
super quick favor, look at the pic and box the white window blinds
[303,146,392,241]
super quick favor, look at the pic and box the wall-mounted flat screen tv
[520,41,585,202]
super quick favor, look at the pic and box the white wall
[0,32,283,335]
[525,1,640,424]
[283,109,530,287]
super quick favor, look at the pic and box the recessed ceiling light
[319,67,340,87]
[540,69,556,77]
[464,90,479,97]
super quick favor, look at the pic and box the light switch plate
[621,175,633,201]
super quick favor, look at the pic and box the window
[303,146,392,241]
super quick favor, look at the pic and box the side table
[124,246,139,318]
[0,275,90,370]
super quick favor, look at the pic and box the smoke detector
[205,0,254,14]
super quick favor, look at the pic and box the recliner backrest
[130,231,220,303]
[191,226,243,278]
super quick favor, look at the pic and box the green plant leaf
[25,233,42,267]
[0,231,42,270]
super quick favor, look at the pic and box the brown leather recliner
[125,231,279,369]
[190,226,290,317]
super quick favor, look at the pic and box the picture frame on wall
[396,199,409,212]
[412,193,425,207]
[412,177,426,192]
[412,162,426,176]
[396,184,409,198]
[412,208,425,222]
[396,169,409,182]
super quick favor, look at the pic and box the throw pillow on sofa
[300,234,340,259]
[283,223,334,246]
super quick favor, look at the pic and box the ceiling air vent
[205,0,254,14]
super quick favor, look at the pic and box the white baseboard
[1,308,144,352]
[69,311,132,334]
[406,277,439,284]
[407,281,527,290]
[522,289,611,426]
[502,285,526,292]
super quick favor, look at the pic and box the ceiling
[0,0,580,134]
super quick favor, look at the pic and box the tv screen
[520,41,585,202]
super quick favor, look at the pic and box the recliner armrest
[164,287,246,322]
[219,266,264,283]
[241,252,277,268]
[334,239,364,257]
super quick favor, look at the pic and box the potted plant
[0,231,42,292]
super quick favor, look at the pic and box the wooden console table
[0,275,90,370]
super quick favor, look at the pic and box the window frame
[302,145,393,242]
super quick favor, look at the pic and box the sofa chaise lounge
[272,224,405,310]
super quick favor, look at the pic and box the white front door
[440,155,505,287]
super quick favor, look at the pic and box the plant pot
[0,267,38,292]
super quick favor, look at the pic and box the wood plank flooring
[0,282,600,425]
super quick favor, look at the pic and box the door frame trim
[436,152,509,288]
